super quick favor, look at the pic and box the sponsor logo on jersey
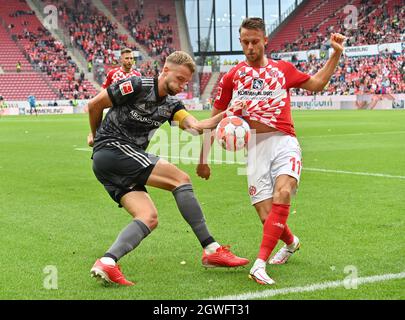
[129,110,163,127]
[158,106,172,117]
[252,78,264,90]
[237,89,287,100]
[268,70,279,79]
[119,80,134,95]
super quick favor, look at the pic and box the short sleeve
[213,72,233,111]
[107,76,142,106]
[102,70,112,89]
[282,61,311,89]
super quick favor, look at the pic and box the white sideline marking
[300,130,405,139]
[127,130,405,146]
[210,272,405,300]
[304,167,405,180]
[159,155,246,165]
[75,148,405,179]
[75,147,92,151]
[74,148,247,164]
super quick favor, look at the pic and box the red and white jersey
[102,67,142,89]
[214,60,310,136]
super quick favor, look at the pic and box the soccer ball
[215,116,251,151]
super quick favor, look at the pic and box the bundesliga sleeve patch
[119,80,134,95]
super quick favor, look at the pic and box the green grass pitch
[0,110,404,300]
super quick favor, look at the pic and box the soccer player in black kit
[87,51,249,286]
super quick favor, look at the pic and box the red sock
[258,203,290,261]
[280,224,294,246]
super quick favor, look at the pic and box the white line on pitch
[74,148,405,179]
[160,155,247,165]
[300,130,405,139]
[142,130,405,145]
[210,272,405,300]
[305,167,405,179]
[74,148,246,164]
[75,147,93,151]
[75,130,405,150]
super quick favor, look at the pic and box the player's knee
[175,172,192,187]
[273,188,292,204]
[145,211,158,230]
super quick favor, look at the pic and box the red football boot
[90,259,134,286]
[202,245,249,268]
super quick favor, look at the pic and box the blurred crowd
[291,52,405,95]
[276,1,404,52]
[9,7,92,99]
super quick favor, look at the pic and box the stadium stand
[47,0,135,65]
[199,72,212,96]
[262,0,405,96]
[0,72,57,100]
[0,23,33,73]
[0,0,97,100]
[40,0,179,82]
[268,0,404,53]
[291,53,405,95]
[102,0,180,65]
[101,0,195,95]
[209,72,226,101]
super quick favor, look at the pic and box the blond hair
[165,51,196,73]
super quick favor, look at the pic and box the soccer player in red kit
[102,48,141,89]
[197,17,345,284]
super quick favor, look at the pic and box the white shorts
[247,131,302,205]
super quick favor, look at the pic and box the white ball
[215,116,251,151]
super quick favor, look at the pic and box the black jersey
[93,76,185,152]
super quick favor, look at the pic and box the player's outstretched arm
[87,89,112,146]
[178,110,225,135]
[299,33,346,92]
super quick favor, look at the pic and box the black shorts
[92,142,159,206]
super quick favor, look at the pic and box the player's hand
[196,163,211,180]
[87,133,94,147]
[226,100,247,117]
[330,33,346,53]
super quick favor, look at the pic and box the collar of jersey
[154,77,166,102]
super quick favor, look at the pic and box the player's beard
[123,64,132,72]
[246,47,265,64]
[246,51,259,63]
[166,82,178,96]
